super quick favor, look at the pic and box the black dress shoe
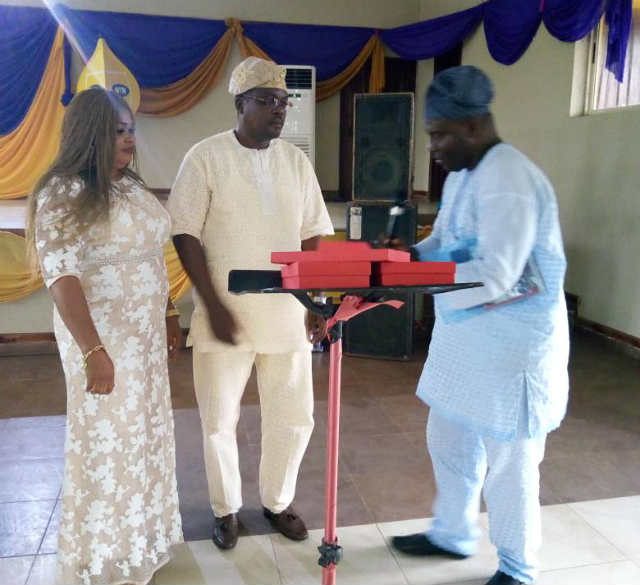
[391,533,469,559]
[263,505,308,541]
[484,570,526,585]
[212,513,238,550]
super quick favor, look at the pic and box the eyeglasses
[244,95,292,109]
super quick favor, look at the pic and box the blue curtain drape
[53,5,227,88]
[381,5,484,60]
[61,36,74,106]
[0,6,58,134]
[604,0,633,82]
[241,22,375,81]
[25,2,640,86]
[483,0,543,65]
[383,0,628,75]
[542,0,608,41]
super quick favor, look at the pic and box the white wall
[412,1,482,194]
[1,289,53,334]
[413,61,432,193]
[419,0,640,337]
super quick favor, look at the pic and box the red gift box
[372,261,456,286]
[282,275,371,289]
[271,241,410,265]
[377,273,455,285]
[374,261,456,275]
[281,261,371,277]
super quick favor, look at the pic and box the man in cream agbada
[168,57,334,550]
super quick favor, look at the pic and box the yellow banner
[0,232,190,304]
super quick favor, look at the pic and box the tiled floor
[1,328,639,584]
[5,497,639,584]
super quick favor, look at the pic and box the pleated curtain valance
[0,0,632,199]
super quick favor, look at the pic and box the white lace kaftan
[34,175,183,585]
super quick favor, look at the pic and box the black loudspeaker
[353,93,414,201]
[343,202,417,360]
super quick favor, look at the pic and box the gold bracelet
[83,344,105,367]
[166,308,180,318]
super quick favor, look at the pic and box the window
[587,3,640,112]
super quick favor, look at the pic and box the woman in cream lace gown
[27,88,183,585]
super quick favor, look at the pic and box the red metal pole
[322,332,343,585]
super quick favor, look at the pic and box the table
[229,269,482,585]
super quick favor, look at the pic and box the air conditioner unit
[281,65,316,168]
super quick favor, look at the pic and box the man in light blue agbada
[391,66,569,585]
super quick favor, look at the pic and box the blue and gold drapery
[0,0,633,301]
[3,0,633,129]
[54,7,386,105]
[0,6,72,199]
[52,4,234,117]
[1,6,59,135]
[1,0,632,201]
[49,0,630,112]
[231,19,385,100]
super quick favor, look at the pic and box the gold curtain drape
[0,232,191,304]
[230,19,271,62]
[139,25,237,117]
[163,241,191,302]
[0,28,66,200]
[0,232,44,302]
[317,33,385,101]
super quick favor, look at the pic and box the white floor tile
[377,502,631,584]
[569,496,640,560]
[156,537,280,585]
[26,554,56,585]
[0,555,33,585]
[17,496,640,585]
[0,422,65,461]
[538,504,626,570]
[536,560,640,585]
[378,517,497,585]
[376,517,431,540]
[4,417,66,430]
[0,501,54,556]
[272,524,408,585]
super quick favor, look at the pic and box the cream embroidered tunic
[35,175,183,585]
[168,130,334,353]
